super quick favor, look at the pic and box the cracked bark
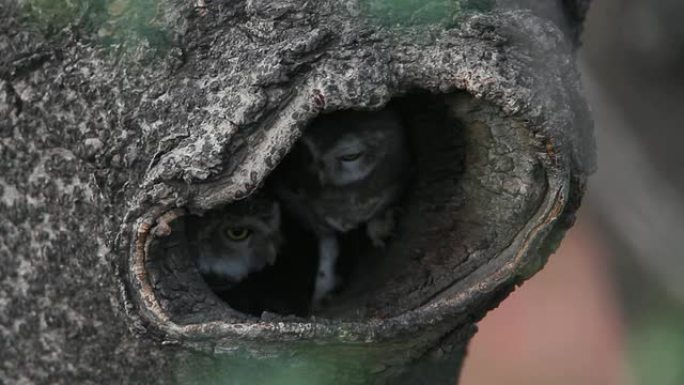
[0,1,593,384]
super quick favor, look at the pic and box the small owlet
[189,195,282,291]
[275,108,411,302]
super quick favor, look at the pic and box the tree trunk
[0,1,593,384]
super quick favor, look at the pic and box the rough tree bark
[0,0,594,384]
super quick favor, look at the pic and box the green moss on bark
[361,0,494,26]
[20,0,171,52]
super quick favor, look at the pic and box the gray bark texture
[0,0,594,384]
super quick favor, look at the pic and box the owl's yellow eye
[225,227,251,241]
[339,152,363,162]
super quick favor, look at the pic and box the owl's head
[194,198,281,288]
[303,109,407,187]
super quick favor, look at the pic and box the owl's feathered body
[276,168,406,236]
[274,108,411,302]
[189,195,282,291]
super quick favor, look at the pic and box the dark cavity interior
[145,91,547,323]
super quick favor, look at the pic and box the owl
[274,108,411,302]
[189,195,282,291]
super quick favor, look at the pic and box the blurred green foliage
[361,0,494,26]
[629,308,684,385]
[613,241,684,385]
[21,0,171,51]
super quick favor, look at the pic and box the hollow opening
[144,90,546,324]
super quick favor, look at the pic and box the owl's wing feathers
[274,182,332,235]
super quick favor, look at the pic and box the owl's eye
[225,227,251,241]
[339,152,363,162]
